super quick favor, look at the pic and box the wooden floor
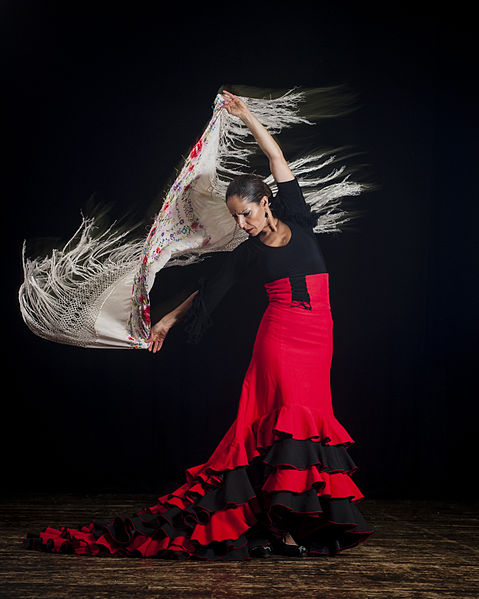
[1,493,478,598]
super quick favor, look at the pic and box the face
[226,195,269,236]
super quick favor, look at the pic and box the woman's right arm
[222,90,295,183]
[146,289,199,353]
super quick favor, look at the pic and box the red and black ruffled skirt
[22,272,374,560]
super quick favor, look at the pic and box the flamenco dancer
[22,90,374,560]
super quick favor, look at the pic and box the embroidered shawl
[19,85,369,349]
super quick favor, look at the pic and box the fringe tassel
[19,215,143,347]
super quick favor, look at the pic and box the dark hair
[225,174,273,206]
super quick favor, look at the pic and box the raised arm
[222,90,294,184]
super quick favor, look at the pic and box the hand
[146,316,173,353]
[222,90,250,120]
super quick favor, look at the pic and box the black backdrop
[3,2,477,500]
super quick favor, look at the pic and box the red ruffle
[199,404,355,475]
[261,467,364,501]
[252,404,355,450]
[98,527,192,558]
[189,502,257,545]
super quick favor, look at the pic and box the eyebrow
[230,209,251,216]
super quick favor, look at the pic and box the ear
[260,195,269,208]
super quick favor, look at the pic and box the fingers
[146,335,165,353]
[221,91,247,117]
[147,335,158,353]
[222,90,238,107]
[223,90,242,104]
[222,98,240,115]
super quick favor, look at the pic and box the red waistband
[264,273,330,310]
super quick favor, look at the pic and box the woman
[22,91,374,560]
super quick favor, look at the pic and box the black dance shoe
[271,537,309,557]
[248,543,273,558]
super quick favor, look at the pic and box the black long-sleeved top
[182,177,328,344]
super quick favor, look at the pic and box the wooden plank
[1,494,478,598]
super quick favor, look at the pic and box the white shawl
[19,85,368,350]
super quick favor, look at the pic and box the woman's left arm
[222,90,294,183]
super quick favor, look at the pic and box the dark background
[3,2,477,500]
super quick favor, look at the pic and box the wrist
[164,312,178,328]
[239,110,255,126]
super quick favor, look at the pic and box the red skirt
[22,273,375,560]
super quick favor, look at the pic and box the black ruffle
[182,276,213,345]
[261,437,358,473]
[21,437,374,560]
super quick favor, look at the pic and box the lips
[245,228,253,234]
